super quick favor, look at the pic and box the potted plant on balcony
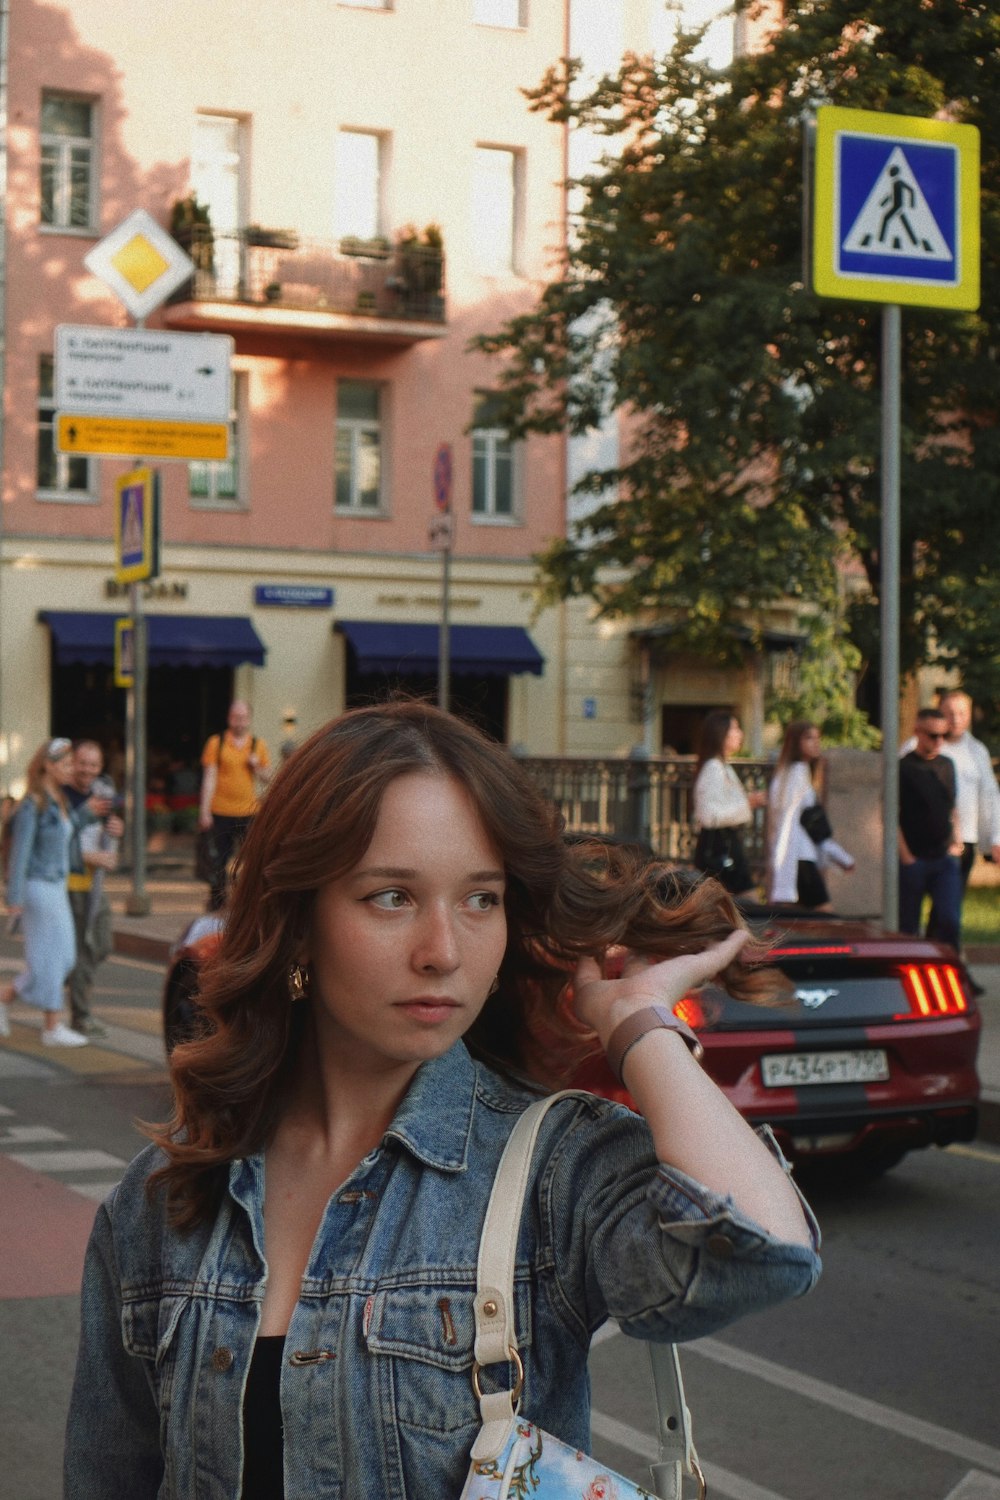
[339,234,392,259]
[393,223,443,310]
[244,225,300,250]
[169,193,214,275]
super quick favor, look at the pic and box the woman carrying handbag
[65,702,820,1500]
[768,721,855,909]
[692,711,766,898]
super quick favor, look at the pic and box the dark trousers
[67,889,112,1027]
[207,814,253,911]
[926,842,976,946]
[899,854,962,949]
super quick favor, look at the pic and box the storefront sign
[105,579,188,600]
[253,584,335,608]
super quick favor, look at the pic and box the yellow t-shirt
[201,733,270,818]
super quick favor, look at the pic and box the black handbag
[800,803,833,844]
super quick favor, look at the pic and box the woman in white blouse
[692,711,766,897]
[768,721,854,908]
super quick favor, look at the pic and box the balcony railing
[168,227,446,324]
[518,754,770,876]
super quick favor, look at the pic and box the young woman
[65,702,820,1500]
[767,720,855,909]
[1,738,104,1046]
[691,710,766,898]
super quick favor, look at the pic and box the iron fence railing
[169,228,446,323]
[518,754,771,876]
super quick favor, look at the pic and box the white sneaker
[41,1023,89,1048]
[0,1004,10,1039]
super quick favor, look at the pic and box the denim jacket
[5,795,93,908]
[64,1043,821,1500]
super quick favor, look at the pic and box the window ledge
[189,498,248,513]
[471,512,521,526]
[36,489,99,505]
[38,224,99,239]
[334,506,390,519]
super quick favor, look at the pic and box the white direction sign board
[84,208,195,321]
[55,325,233,422]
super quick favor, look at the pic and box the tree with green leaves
[475,0,1000,738]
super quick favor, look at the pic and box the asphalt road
[2,945,998,1500]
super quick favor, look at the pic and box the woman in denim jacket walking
[65,702,821,1499]
[1,738,105,1047]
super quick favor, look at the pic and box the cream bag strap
[470,1090,705,1499]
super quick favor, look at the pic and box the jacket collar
[228,1042,478,1229]
[383,1042,476,1173]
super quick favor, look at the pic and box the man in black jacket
[898,707,963,946]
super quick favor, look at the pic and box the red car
[163,904,981,1181]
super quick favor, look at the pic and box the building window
[474,0,525,25]
[472,146,520,273]
[336,380,383,512]
[189,374,245,509]
[472,393,517,520]
[40,93,95,230]
[334,131,385,242]
[36,356,94,500]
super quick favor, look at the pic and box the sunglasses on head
[920,728,946,741]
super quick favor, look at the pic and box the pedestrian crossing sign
[114,466,160,583]
[812,106,979,309]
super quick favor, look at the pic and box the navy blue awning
[336,620,544,677]
[38,611,266,669]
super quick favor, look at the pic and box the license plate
[761,1049,890,1087]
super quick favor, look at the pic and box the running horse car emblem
[795,987,839,1009]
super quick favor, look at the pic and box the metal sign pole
[880,304,901,930]
[439,541,451,714]
[126,580,150,915]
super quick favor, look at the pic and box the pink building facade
[1,0,585,787]
[1,0,788,792]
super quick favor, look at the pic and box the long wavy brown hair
[23,740,72,811]
[150,700,775,1228]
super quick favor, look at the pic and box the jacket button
[212,1346,235,1371]
[706,1233,735,1259]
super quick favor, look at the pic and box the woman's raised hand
[572,928,750,1048]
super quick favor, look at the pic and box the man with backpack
[198,702,271,910]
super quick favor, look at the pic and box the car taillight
[899,964,968,1018]
[674,996,707,1030]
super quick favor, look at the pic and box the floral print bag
[459,1094,705,1500]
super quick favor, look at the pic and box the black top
[241,1336,285,1500]
[899,751,956,859]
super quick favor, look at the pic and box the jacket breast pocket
[364,1281,533,1436]
[121,1293,187,1414]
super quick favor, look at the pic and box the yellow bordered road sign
[812,106,980,309]
[57,413,229,460]
[115,617,135,687]
[115,467,159,583]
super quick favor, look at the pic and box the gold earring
[288,963,310,1003]
[488,974,500,997]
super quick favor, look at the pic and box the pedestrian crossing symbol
[843,148,951,261]
[812,107,979,310]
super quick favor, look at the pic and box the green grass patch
[959,885,1000,944]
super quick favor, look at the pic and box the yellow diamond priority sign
[84,209,195,320]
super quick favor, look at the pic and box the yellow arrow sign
[57,413,229,461]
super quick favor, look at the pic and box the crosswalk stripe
[0,1125,68,1145]
[7,1148,126,1173]
[70,1181,123,1202]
